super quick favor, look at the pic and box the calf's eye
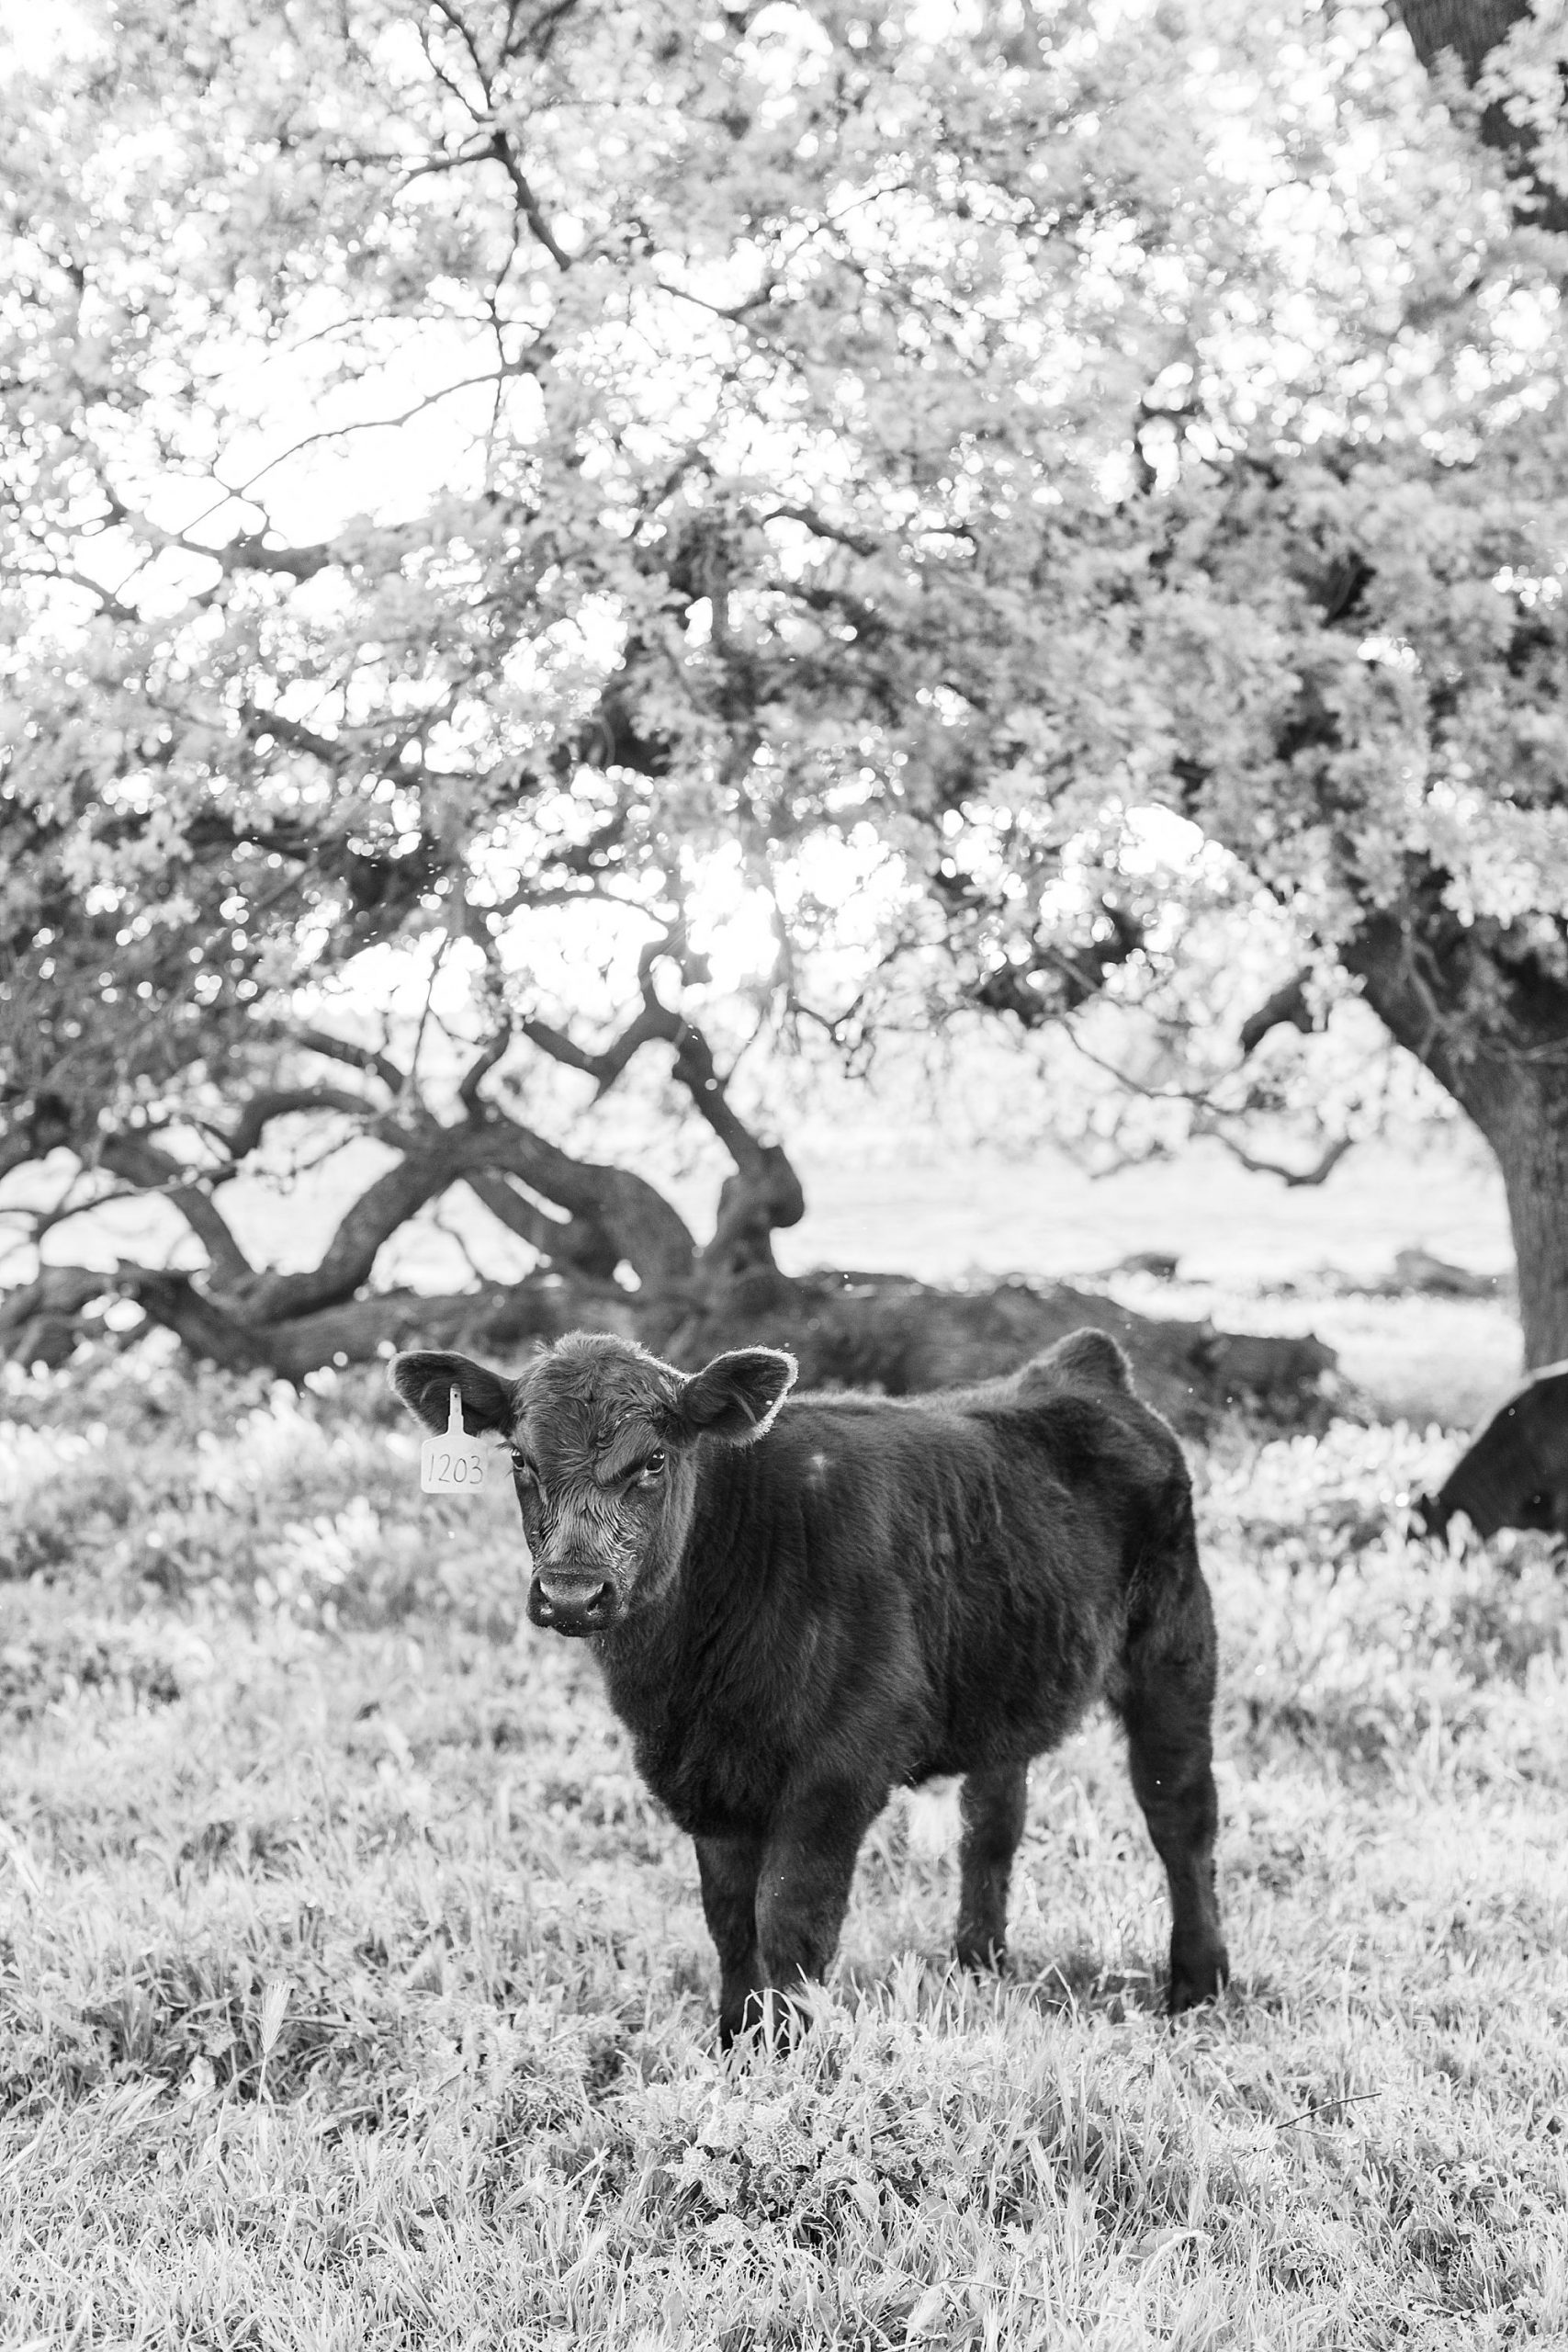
[636,1452,667,1485]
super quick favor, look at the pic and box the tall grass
[2,1351,1564,2346]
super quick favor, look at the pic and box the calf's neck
[392,1327,1229,2041]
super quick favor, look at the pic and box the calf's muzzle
[528,1567,619,1635]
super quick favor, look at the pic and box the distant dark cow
[392,1328,1230,2041]
[1416,1361,1568,1542]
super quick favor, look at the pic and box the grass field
[3,1342,1566,2349]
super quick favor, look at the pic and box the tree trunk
[1491,1081,1568,1366]
[1345,908,1568,1370]
[1393,0,1568,233]
[694,1145,807,1305]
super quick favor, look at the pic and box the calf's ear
[389,1350,515,1436]
[671,1348,796,1444]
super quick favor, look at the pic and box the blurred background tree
[3,0,1565,1375]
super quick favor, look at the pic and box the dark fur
[1416,1361,1568,1541]
[391,1326,1230,2041]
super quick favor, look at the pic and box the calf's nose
[529,1569,616,1633]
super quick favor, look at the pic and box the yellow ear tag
[421,1385,487,1495]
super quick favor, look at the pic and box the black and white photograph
[3,0,1566,2339]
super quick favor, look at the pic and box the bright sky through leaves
[8,0,1568,1358]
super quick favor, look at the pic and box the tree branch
[94,478,337,582]
[463,1171,619,1279]
[761,503,879,558]
[0,1109,255,1289]
[521,997,676,1095]
[1192,1116,1354,1188]
[474,1114,696,1289]
[458,1026,512,1113]
[297,1027,407,1094]
[520,944,805,1285]
[211,1076,700,1319]
[1238,973,1314,1058]
[520,946,770,1168]
[215,1136,470,1323]
[122,1266,277,1373]
[222,1086,371,1162]
[487,128,573,268]
[0,1265,113,1341]
[961,899,1146,1027]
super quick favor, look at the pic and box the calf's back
[1424,1361,1568,1539]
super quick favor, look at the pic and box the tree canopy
[4,0,1568,1369]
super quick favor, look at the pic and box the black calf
[392,1325,1230,2040]
[1416,1361,1568,1542]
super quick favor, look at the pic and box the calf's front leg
[741,1780,886,2044]
[694,1833,765,2050]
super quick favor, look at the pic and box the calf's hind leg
[955,1763,1028,1970]
[1118,1573,1230,2013]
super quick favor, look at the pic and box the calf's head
[390,1331,796,1635]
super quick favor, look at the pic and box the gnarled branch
[463,1171,620,1280]
[521,944,805,1284]
[214,1134,470,1323]
[222,1086,371,1162]
[474,1114,696,1289]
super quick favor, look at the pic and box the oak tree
[4,0,1567,1367]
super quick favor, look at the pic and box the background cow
[1415,1361,1568,1542]
[392,1327,1230,2041]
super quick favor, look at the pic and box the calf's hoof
[954,1934,1007,1975]
[1168,1938,1230,2016]
[720,1986,812,2052]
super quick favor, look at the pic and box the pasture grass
[2,1355,1566,2347]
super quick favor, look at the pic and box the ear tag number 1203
[422,1385,487,1495]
